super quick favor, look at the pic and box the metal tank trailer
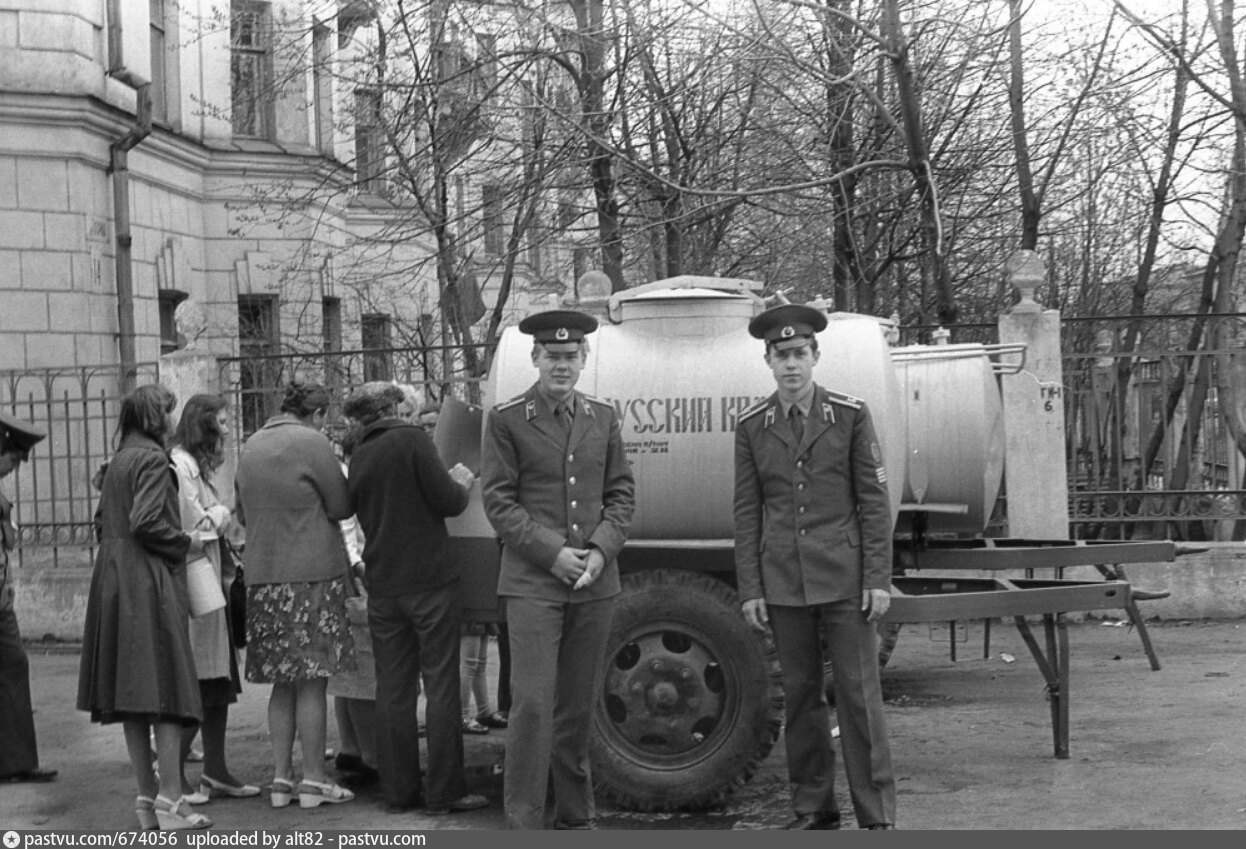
[442,276,1031,811]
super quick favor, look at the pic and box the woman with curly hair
[77,384,211,830]
[235,381,357,810]
[170,394,258,803]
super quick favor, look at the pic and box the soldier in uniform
[0,411,58,784]
[733,304,895,830]
[481,309,635,830]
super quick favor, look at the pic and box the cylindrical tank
[486,288,906,539]
[891,343,1006,535]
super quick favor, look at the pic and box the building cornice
[0,92,352,192]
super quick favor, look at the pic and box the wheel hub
[602,630,726,756]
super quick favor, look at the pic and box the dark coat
[733,383,893,606]
[481,384,635,603]
[347,418,471,598]
[77,434,201,724]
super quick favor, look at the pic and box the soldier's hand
[862,588,891,623]
[551,546,590,586]
[573,547,606,590]
[741,598,769,633]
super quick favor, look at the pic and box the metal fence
[1,363,160,569]
[904,313,1246,541]
[215,343,492,445]
[1063,313,1246,541]
[9,312,1246,571]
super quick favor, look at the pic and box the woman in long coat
[77,384,211,830]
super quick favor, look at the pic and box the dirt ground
[2,616,1243,831]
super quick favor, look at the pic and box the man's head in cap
[0,411,45,479]
[520,309,598,402]
[749,304,828,400]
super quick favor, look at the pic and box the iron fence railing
[215,343,493,446]
[11,312,1246,568]
[1,363,160,569]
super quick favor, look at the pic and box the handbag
[186,556,226,617]
[221,539,247,648]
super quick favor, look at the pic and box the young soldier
[481,309,635,829]
[733,304,895,830]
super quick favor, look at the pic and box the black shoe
[0,768,58,784]
[426,793,489,814]
[784,812,841,830]
[341,766,379,790]
[476,710,509,729]
[334,752,365,773]
[867,824,896,830]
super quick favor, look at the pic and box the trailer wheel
[590,569,783,812]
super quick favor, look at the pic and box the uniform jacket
[733,383,892,606]
[1,491,18,613]
[347,418,470,598]
[235,414,352,585]
[481,384,635,603]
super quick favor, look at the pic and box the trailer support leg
[1012,613,1071,759]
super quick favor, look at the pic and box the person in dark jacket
[341,382,486,816]
[77,384,210,830]
[0,411,57,786]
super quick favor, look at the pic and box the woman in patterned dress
[235,381,357,809]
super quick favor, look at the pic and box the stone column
[998,250,1069,539]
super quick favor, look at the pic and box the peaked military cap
[748,303,828,349]
[0,411,46,454]
[519,309,598,344]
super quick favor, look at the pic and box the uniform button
[569,476,577,485]
[798,506,806,514]
[571,500,578,509]
[798,483,806,491]
[569,454,574,462]
[799,528,807,536]
[572,523,580,532]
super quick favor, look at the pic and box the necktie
[789,405,804,444]
[557,403,573,434]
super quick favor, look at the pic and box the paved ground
[2,617,1243,831]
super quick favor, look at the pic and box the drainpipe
[108,84,152,395]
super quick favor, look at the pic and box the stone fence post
[998,250,1069,539]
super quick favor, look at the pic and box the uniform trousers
[769,598,896,828]
[368,581,467,808]
[503,594,613,829]
[0,605,40,777]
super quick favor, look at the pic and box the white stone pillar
[999,250,1069,539]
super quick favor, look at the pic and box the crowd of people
[4,303,897,831]
[67,376,511,831]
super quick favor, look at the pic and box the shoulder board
[580,393,613,409]
[737,400,769,423]
[826,391,864,410]
[494,396,527,413]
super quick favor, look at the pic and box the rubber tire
[590,569,783,812]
